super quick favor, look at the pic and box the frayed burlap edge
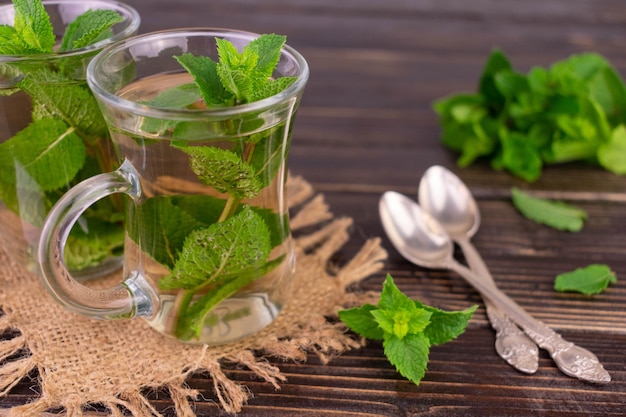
[0,175,387,416]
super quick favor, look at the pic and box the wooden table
[3,0,626,415]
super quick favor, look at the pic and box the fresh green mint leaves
[511,187,588,232]
[554,264,617,295]
[0,0,125,270]
[0,0,122,55]
[148,33,296,110]
[339,275,476,385]
[510,189,617,295]
[133,33,298,340]
[434,50,626,181]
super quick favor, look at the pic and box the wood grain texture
[2,0,626,415]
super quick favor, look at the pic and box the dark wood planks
[2,0,626,415]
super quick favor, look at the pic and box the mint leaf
[159,207,271,291]
[598,125,626,174]
[511,187,588,232]
[12,0,54,53]
[554,264,617,295]
[499,130,543,182]
[130,196,209,268]
[18,68,107,140]
[414,301,478,345]
[176,145,262,199]
[59,9,123,51]
[142,83,201,109]
[0,24,35,55]
[337,304,384,340]
[383,333,431,385]
[216,37,259,102]
[174,53,233,106]
[378,273,418,312]
[0,117,86,192]
[478,49,512,112]
[246,34,286,79]
[249,76,297,102]
[215,34,288,104]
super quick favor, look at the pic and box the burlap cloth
[0,175,387,416]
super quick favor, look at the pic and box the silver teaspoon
[379,191,611,383]
[418,165,539,374]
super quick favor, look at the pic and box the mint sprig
[434,50,626,181]
[339,275,476,385]
[153,33,296,110]
[134,33,299,341]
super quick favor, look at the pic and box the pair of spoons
[379,165,610,383]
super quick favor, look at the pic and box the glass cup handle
[37,160,156,319]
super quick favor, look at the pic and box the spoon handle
[446,260,611,383]
[457,238,539,374]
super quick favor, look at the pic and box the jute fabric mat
[0,175,386,416]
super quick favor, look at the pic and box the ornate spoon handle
[458,238,539,374]
[446,260,611,383]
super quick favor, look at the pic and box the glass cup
[0,0,140,278]
[37,29,309,344]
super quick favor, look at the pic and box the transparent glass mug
[37,29,309,344]
[0,0,140,277]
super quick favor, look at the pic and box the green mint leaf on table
[511,187,587,232]
[338,275,476,385]
[413,300,478,346]
[554,264,617,295]
[337,304,384,340]
[434,49,626,180]
[384,332,432,386]
[59,9,122,51]
[12,0,54,53]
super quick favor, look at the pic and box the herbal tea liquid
[113,73,295,343]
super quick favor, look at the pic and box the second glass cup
[0,0,140,278]
[37,29,309,344]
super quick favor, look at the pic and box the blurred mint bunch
[434,50,626,181]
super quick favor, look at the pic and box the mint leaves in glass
[0,0,140,275]
[37,29,309,344]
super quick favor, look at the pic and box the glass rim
[0,0,141,61]
[86,28,310,120]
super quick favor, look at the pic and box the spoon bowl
[379,191,452,269]
[418,165,480,238]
